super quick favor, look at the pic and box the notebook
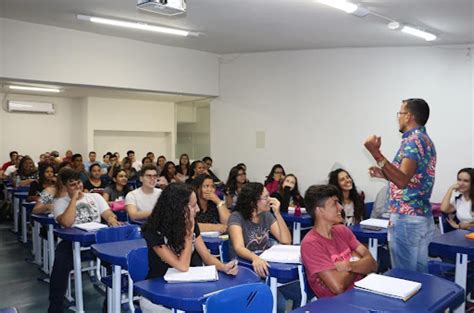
[259,245,301,264]
[164,265,219,283]
[354,273,421,301]
[360,218,389,229]
[74,222,108,231]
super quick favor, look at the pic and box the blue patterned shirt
[389,126,436,216]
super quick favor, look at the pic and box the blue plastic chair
[219,239,230,263]
[126,247,149,313]
[0,307,18,313]
[95,225,142,312]
[204,283,272,313]
[298,264,316,306]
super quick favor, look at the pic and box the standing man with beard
[364,98,436,272]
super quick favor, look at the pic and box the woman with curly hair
[228,182,296,312]
[191,174,230,233]
[264,164,285,195]
[224,165,247,210]
[17,155,39,187]
[157,161,178,189]
[328,168,365,226]
[141,183,238,313]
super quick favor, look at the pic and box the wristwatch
[377,158,387,168]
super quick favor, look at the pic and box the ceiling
[0,0,473,54]
[0,79,210,102]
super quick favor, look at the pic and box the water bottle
[295,205,301,217]
[15,174,21,188]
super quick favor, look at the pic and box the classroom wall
[0,18,219,96]
[85,96,176,161]
[211,46,473,202]
[0,93,79,161]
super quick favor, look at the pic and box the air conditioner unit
[6,100,55,114]
[137,0,186,16]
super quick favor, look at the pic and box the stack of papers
[360,218,389,229]
[164,265,219,283]
[74,222,108,231]
[260,245,301,264]
[355,273,421,301]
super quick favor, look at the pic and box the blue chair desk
[92,238,146,313]
[12,190,28,235]
[292,268,464,313]
[20,201,35,244]
[350,224,388,261]
[429,229,474,313]
[133,266,261,312]
[281,212,313,244]
[31,213,58,272]
[238,257,301,313]
[54,227,100,313]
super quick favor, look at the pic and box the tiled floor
[0,222,104,312]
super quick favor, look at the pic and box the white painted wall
[0,93,78,162]
[86,97,176,161]
[212,46,473,202]
[0,18,219,96]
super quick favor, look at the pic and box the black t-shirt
[83,179,107,195]
[28,180,44,198]
[143,222,202,279]
[196,201,220,224]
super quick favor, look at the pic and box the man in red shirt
[301,184,377,298]
[1,151,18,171]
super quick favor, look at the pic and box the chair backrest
[299,264,316,306]
[364,202,374,220]
[204,283,272,313]
[0,307,18,313]
[219,239,230,263]
[95,224,142,243]
[127,247,149,282]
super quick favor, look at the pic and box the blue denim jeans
[388,213,435,272]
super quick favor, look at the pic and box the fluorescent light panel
[401,26,437,41]
[9,85,61,93]
[318,0,358,13]
[77,14,190,37]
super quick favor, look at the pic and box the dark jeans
[48,240,74,313]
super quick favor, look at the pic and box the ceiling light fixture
[317,0,369,17]
[76,14,198,37]
[8,85,61,93]
[401,26,437,41]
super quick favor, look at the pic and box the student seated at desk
[224,165,247,210]
[440,167,474,230]
[83,163,107,195]
[185,160,206,185]
[175,153,190,183]
[328,169,365,226]
[126,164,162,221]
[157,161,178,189]
[270,174,304,212]
[28,163,56,202]
[141,183,238,313]
[103,168,130,202]
[228,182,298,312]
[48,168,120,313]
[191,174,230,233]
[264,164,286,195]
[16,155,39,187]
[301,185,377,298]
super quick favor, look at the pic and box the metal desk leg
[33,221,41,264]
[453,253,468,313]
[48,225,55,274]
[112,265,122,313]
[293,222,301,245]
[368,238,378,261]
[72,241,85,313]
[13,197,19,233]
[270,276,277,313]
[21,204,27,243]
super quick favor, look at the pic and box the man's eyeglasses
[397,111,409,118]
[144,174,158,179]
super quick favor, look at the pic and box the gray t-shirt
[228,211,276,258]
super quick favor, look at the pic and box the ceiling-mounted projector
[137,0,186,16]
